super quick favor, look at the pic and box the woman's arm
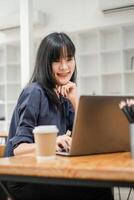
[14,133,72,156]
[14,143,36,156]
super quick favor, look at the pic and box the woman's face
[52,56,75,86]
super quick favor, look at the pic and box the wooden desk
[0,152,134,188]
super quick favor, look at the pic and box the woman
[5,32,114,200]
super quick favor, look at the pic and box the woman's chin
[57,79,69,86]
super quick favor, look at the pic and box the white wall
[0,0,134,33]
[0,0,19,17]
[33,0,134,33]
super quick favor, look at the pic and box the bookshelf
[69,23,134,96]
[0,41,21,132]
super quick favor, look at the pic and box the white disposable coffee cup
[33,125,58,161]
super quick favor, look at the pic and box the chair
[0,145,6,157]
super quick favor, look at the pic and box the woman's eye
[53,60,60,63]
[67,58,73,61]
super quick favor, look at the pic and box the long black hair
[30,32,77,109]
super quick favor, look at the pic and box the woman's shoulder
[21,82,47,97]
[24,82,43,92]
[17,82,48,107]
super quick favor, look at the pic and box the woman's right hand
[56,82,78,112]
[56,132,72,152]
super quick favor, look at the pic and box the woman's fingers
[61,86,67,97]
[56,135,68,151]
[56,134,72,152]
[56,86,61,95]
[56,83,75,98]
[66,130,71,136]
[64,135,72,149]
[56,145,63,152]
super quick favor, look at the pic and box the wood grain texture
[0,152,134,182]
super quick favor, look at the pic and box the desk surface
[0,152,134,185]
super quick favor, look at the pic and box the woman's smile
[57,72,70,77]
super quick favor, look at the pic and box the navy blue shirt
[5,82,74,157]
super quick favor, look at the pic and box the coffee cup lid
[33,125,59,134]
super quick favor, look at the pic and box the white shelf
[7,81,20,85]
[7,66,20,82]
[0,64,6,68]
[101,51,121,74]
[7,103,15,121]
[0,46,5,65]
[78,54,99,76]
[0,40,21,131]
[78,30,99,54]
[0,104,5,120]
[123,47,134,51]
[99,27,121,51]
[78,76,100,95]
[124,70,134,74]
[0,121,7,132]
[102,74,122,95]
[6,43,20,63]
[0,82,6,85]
[122,25,134,49]
[123,49,134,71]
[100,49,121,54]
[7,84,21,101]
[124,73,134,94]
[6,100,17,104]
[0,67,5,83]
[0,85,5,101]
[0,100,5,104]
[73,23,134,95]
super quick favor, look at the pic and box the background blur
[0,0,134,131]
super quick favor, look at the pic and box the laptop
[57,95,132,156]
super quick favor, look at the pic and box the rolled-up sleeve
[10,89,41,148]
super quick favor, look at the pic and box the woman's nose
[60,61,68,70]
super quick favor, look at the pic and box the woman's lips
[57,72,70,77]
